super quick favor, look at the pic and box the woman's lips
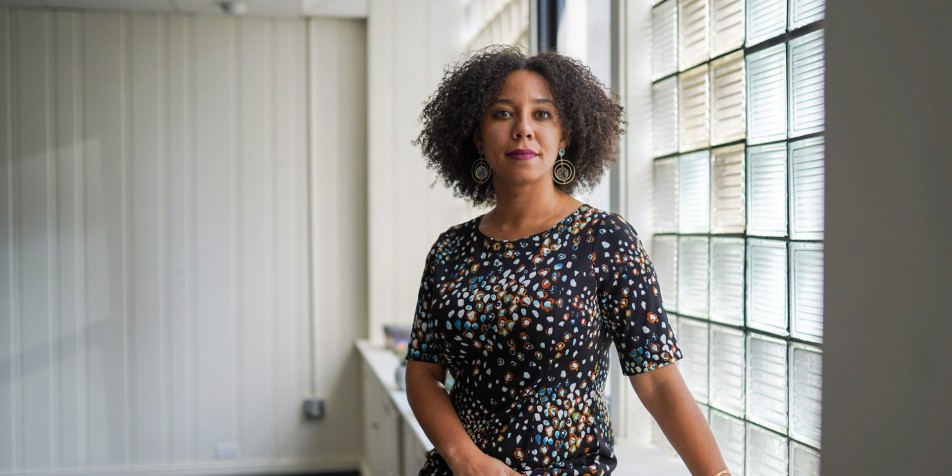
[506,148,538,160]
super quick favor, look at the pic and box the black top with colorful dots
[405,205,682,476]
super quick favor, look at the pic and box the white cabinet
[361,359,401,476]
[358,341,433,476]
[401,419,429,476]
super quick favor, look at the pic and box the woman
[405,46,729,476]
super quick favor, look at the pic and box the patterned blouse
[405,205,682,475]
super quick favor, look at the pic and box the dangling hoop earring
[553,147,576,185]
[472,149,491,184]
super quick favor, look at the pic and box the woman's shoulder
[426,217,480,255]
[580,205,641,237]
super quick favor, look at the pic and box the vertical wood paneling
[293,20,313,460]
[309,18,367,457]
[237,17,275,461]
[83,12,128,466]
[130,13,166,464]
[52,10,86,468]
[336,19,369,458]
[366,0,396,345]
[2,7,363,474]
[165,14,193,463]
[0,8,16,472]
[392,0,430,329]
[192,15,237,459]
[15,10,55,470]
[273,17,295,461]
[271,19,310,460]
[310,18,340,414]
[366,0,473,346]
[424,0,478,244]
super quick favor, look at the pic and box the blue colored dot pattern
[406,205,682,475]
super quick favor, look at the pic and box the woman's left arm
[630,363,728,476]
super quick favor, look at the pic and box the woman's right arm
[405,360,520,476]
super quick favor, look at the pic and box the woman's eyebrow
[492,98,556,105]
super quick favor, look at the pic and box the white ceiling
[0,0,368,18]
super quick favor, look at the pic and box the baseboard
[0,456,362,476]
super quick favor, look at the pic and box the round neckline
[474,204,587,243]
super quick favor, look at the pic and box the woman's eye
[493,110,513,119]
[536,111,552,119]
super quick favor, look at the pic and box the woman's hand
[445,447,522,476]
[406,361,522,476]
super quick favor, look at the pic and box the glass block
[678,0,709,70]
[747,335,788,432]
[679,318,710,403]
[654,157,680,232]
[790,242,823,343]
[790,441,821,476]
[712,144,746,233]
[789,30,825,137]
[789,343,822,447]
[653,235,679,313]
[679,65,711,151]
[747,239,788,336]
[789,136,825,240]
[746,0,787,46]
[747,423,789,476]
[711,0,745,57]
[789,0,824,29]
[746,44,787,144]
[679,151,710,233]
[710,237,745,325]
[678,236,710,318]
[711,52,747,145]
[747,142,788,237]
[710,325,746,416]
[653,77,680,157]
[711,410,746,476]
[653,0,679,79]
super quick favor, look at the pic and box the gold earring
[472,150,491,184]
[553,147,575,185]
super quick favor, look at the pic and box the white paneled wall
[0,8,364,475]
[366,0,476,344]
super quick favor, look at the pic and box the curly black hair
[414,45,625,207]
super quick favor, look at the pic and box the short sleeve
[594,214,683,376]
[405,240,445,364]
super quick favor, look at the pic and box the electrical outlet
[214,442,240,460]
[303,397,325,420]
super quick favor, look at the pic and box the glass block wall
[648,0,825,474]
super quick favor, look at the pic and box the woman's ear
[473,125,483,150]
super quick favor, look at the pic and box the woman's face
[475,70,567,190]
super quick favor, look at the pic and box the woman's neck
[480,183,582,240]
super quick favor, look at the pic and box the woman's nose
[512,116,533,139]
